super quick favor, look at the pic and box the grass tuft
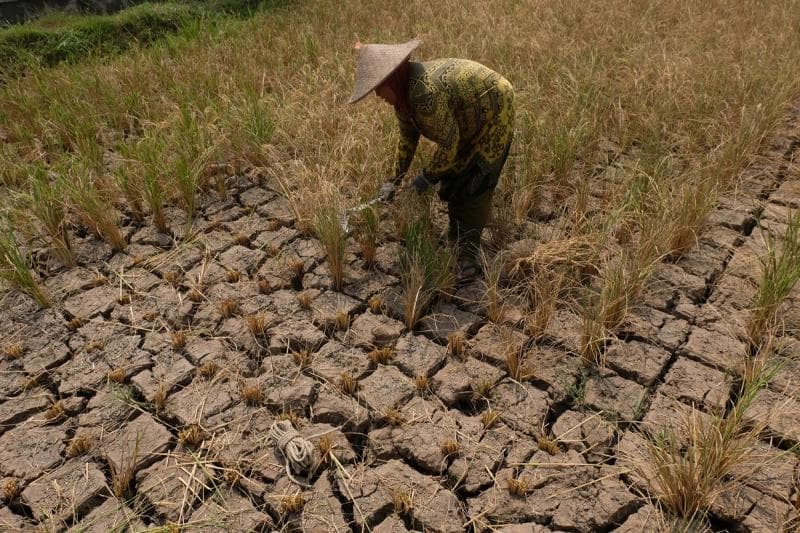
[440,439,460,457]
[225,269,241,283]
[368,346,393,365]
[245,313,269,336]
[414,375,429,395]
[292,349,312,369]
[747,211,800,351]
[179,423,208,449]
[66,433,93,458]
[239,379,263,405]
[1,478,20,503]
[312,187,347,290]
[279,491,306,514]
[507,476,529,497]
[447,332,465,359]
[110,437,139,499]
[297,290,313,310]
[339,372,358,396]
[0,215,50,308]
[171,330,187,350]
[257,278,272,294]
[2,343,23,360]
[107,368,126,384]
[400,219,455,329]
[198,360,220,379]
[354,204,380,266]
[392,488,413,515]
[481,409,500,429]
[368,295,384,314]
[218,298,238,318]
[537,434,560,455]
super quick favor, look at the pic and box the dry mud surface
[1,112,800,532]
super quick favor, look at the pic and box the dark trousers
[447,187,495,258]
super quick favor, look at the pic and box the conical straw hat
[349,39,420,104]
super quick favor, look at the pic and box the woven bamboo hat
[349,39,420,104]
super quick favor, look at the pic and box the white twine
[268,419,316,487]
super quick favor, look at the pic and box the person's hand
[410,172,431,193]
[377,181,397,201]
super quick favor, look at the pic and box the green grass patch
[0,0,276,80]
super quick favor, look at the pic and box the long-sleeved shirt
[394,58,515,201]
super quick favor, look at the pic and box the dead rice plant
[663,178,717,260]
[67,317,85,331]
[506,349,533,382]
[537,434,560,455]
[385,409,406,426]
[2,343,23,360]
[245,313,268,336]
[132,136,168,233]
[198,361,220,379]
[440,439,460,457]
[110,437,140,499]
[746,211,800,351]
[339,373,358,395]
[507,475,529,497]
[28,165,75,266]
[524,269,565,340]
[188,288,204,302]
[257,278,272,294]
[279,491,306,514]
[218,298,238,318]
[225,269,241,283]
[239,380,263,405]
[290,259,305,289]
[638,368,775,525]
[472,378,493,399]
[414,375,429,395]
[392,488,413,515]
[66,433,93,458]
[179,424,209,449]
[310,184,347,290]
[481,409,500,429]
[0,216,50,308]
[107,368,126,384]
[59,163,126,251]
[368,347,393,365]
[368,295,384,314]
[334,309,350,331]
[153,382,168,412]
[116,292,131,305]
[354,204,380,266]
[447,332,465,358]
[163,270,181,287]
[297,290,313,309]
[480,249,507,323]
[44,400,66,421]
[171,330,187,350]
[292,349,313,369]
[2,478,20,502]
[400,219,456,329]
[579,310,606,368]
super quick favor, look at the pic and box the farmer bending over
[349,39,515,275]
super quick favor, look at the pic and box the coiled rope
[268,420,316,487]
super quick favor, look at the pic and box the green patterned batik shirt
[394,58,515,202]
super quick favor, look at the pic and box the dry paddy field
[1,0,800,531]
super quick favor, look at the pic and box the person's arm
[393,112,420,184]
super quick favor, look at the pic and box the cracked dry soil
[1,106,800,532]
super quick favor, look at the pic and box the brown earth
[1,109,800,531]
